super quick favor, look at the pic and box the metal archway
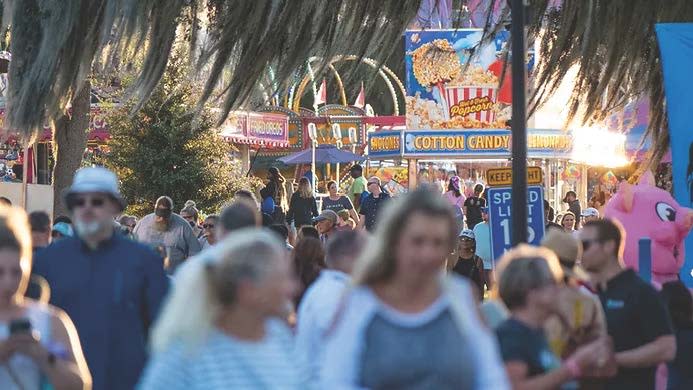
[290,56,405,115]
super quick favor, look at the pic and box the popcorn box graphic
[443,85,497,123]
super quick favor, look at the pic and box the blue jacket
[33,233,169,390]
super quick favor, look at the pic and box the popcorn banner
[405,29,534,131]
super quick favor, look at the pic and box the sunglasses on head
[69,196,106,209]
[203,223,215,229]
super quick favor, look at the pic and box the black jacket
[287,193,318,227]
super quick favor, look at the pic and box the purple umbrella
[278,145,363,165]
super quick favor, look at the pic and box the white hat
[581,207,599,218]
[458,229,475,240]
[65,167,126,211]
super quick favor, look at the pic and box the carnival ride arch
[290,56,406,115]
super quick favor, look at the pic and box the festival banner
[404,29,534,131]
[656,23,693,286]
[402,129,572,158]
[368,131,402,158]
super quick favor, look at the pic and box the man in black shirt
[580,219,675,390]
[464,183,486,229]
[357,177,390,232]
[563,191,582,229]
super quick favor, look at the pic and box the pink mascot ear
[638,171,655,186]
[614,181,634,212]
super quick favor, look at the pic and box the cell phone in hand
[9,318,32,335]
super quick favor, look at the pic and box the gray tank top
[359,308,476,389]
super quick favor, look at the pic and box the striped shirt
[138,320,304,389]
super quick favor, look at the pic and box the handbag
[261,195,275,214]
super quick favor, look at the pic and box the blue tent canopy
[278,145,363,165]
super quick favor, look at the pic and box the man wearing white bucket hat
[32,167,169,390]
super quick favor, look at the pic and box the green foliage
[101,54,259,217]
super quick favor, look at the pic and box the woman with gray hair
[321,188,508,389]
[494,245,611,389]
[138,229,302,389]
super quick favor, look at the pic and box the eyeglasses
[581,239,602,251]
[70,196,106,209]
[203,223,215,229]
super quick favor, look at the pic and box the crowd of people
[0,165,690,390]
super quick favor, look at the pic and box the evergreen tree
[102,54,258,217]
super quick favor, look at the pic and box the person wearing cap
[32,167,169,390]
[357,176,391,232]
[581,207,600,224]
[540,229,613,384]
[133,196,202,274]
[51,222,74,241]
[452,229,486,299]
[563,191,582,229]
[348,164,368,209]
[313,209,338,243]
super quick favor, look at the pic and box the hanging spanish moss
[490,0,693,169]
[0,0,421,137]
[2,0,692,168]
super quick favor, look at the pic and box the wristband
[564,358,581,378]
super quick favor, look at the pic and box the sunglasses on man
[202,223,215,229]
[69,196,107,209]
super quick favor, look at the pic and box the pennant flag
[656,23,693,287]
[315,79,327,106]
[354,83,366,108]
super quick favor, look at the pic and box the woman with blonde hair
[321,188,509,389]
[138,229,302,389]
[286,177,318,229]
[494,245,611,389]
[0,206,91,389]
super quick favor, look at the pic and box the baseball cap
[458,229,475,240]
[312,209,338,225]
[581,207,599,218]
[51,222,74,237]
[65,167,126,211]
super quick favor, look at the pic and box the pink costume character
[603,171,693,287]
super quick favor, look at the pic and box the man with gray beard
[32,167,169,390]
[133,196,201,273]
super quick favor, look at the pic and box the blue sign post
[487,186,546,261]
